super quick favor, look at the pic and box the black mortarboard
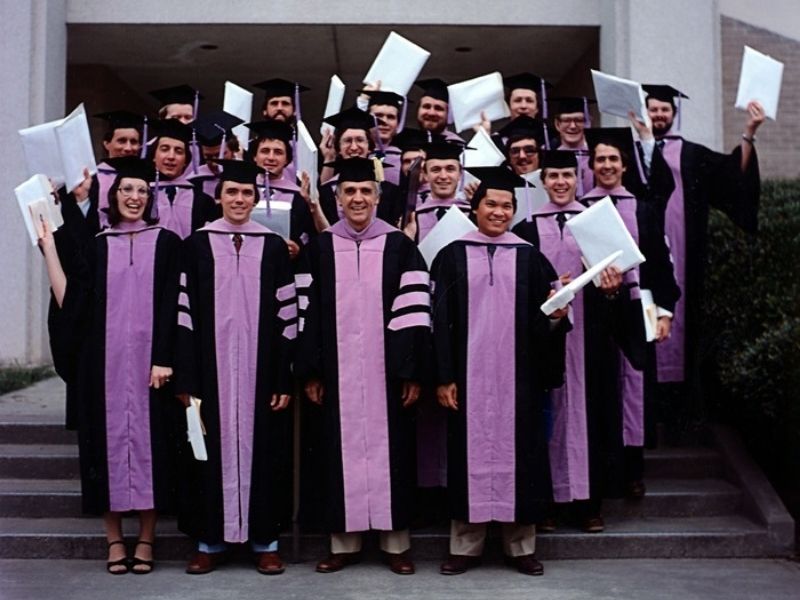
[393,128,439,153]
[149,84,203,107]
[503,73,552,93]
[415,78,449,102]
[103,157,156,181]
[323,106,377,132]
[540,150,578,170]
[641,84,689,103]
[194,110,244,146]
[548,96,597,116]
[253,78,310,99]
[216,159,265,186]
[422,140,466,161]
[94,110,145,132]
[325,157,383,183]
[465,166,523,209]
[360,90,406,111]
[152,119,193,144]
[245,119,294,144]
[584,127,637,161]
[497,116,547,145]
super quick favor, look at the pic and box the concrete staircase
[0,379,794,561]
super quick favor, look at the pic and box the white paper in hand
[418,205,477,268]
[55,104,97,192]
[541,250,623,315]
[639,288,658,342]
[252,200,292,240]
[15,174,63,245]
[565,196,645,272]
[321,75,346,135]
[511,176,549,228]
[591,70,648,124]
[363,32,430,96]
[448,72,510,133]
[463,128,505,168]
[223,81,254,150]
[735,46,783,120]
[295,120,318,201]
[186,397,207,461]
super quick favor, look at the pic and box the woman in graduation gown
[41,156,181,574]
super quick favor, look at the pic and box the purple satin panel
[464,244,518,522]
[188,164,219,199]
[536,206,590,502]
[382,146,402,186]
[103,227,159,511]
[155,185,196,239]
[655,138,686,383]
[209,231,265,543]
[332,234,395,531]
[96,164,117,229]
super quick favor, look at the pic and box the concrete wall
[720,0,800,43]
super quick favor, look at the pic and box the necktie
[555,212,567,237]
[165,186,177,205]
[232,233,242,255]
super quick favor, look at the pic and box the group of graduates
[36,67,765,578]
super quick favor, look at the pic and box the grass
[0,365,55,395]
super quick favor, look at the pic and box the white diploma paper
[448,72,511,133]
[418,205,477,268]
[223,81,254,150]
[565,196,646,273]
[186,397,208,461]
[15,174,64,245]
[363,31,430,96]
[321,75,346,135]
[463,128,505,168]
[639,288,658,342]
[252,200,292,240]
[295,120,318,201]
[591,69,648,124]
[540,250,623,316]
[735,45,783,120]
[511,172,549,228]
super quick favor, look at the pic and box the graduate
[253,77,309,123]
[577,128,680,529]
[42,156,181,574]
[631,86,764,435]
[174,160,296,576]
[550,97,596,198]
[296,157,431,575]
[149,83,202,124]
[357,89,407,186]
[187,110,244,198]
[148,119,218,239]
[503,72,551,120]
[414,78,464,143]
[513,151,638,530]
[432,166,570,576]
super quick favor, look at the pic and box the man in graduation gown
[253,78,309,124]
[149,83,202,124]
[357,89,407,186]
[632,85,765,434]
[174,160,297,575]
[296,157,430,575]
[503,72,550,120]
[432,166,570,576]
[187,110,244,198]
[551,97,596,198]
[414,78,464,143]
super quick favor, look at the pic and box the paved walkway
[1,558,799,600]
[0,377,65,421]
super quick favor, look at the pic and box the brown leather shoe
[384,551,415,575]
[315,552,361,573]
[627,479,647,499]
[537,517,557,533]
[439,554,480,575]
[186,551,222,575]
[256,551,285,575]
[506,553,544,576]
[581,515,605,533]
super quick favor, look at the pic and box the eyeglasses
[341,136,368,146]
[119,185,149,197]
[509,145,538,156]
[557,117,585,126]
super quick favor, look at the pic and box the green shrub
[0,365,55,396]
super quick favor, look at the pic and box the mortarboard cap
[548,96,597,116]
[194,110,245,146]
[215,159,265,186]
[393,128,440,154]
[422,140,467,161]
[497,116,547,145]
[103,156,156,182]
[641,84,689,104]
[540,150,578,170]
[93,110,145,132]
[152,119,193,144]
[503,73,552,93]
[149,84,203,107]
[323,106,377,132]
[465,166,523,209]
[253,78,310,100]
[415,78,449,102]
[360,90,406,111]
[245,119,294,144]
[325,157,384,183]
[584,127,637,161]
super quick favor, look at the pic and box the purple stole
[187,163,219,198]
[154,173,197,240]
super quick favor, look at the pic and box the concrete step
[0,445,79,480]
[0,514,777,560]
[0,480,81,518]
[0,421,75,445]
[643,447,724,479]
[603,478,742,518]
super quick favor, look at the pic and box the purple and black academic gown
[557,143,594,199]
[581,185,680,493]
[186,163,220,199]
[174,218,296,545]
[319,174,405,229]
[152,172,218,240]
[649,137,759,387]
[295,218,432,534]
[414,196,472,245]
[48,221,181,514]
[431,230,569,524]
[381,144,402,187]
[513,202,641,503]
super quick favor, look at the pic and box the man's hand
[473,110,491,134]
[546,288,570,320]
[286,239,300,260]
[270,394,291,411]
[463,181,480,202]
[72,167,93,201]
[744,100,766,137]
[437,382,458,410]
[628,111,654,141]
[319,129,337,162]
[401,381,421,408]
[305,379,324,405]
[150,365,173,389]
[176,393,191,408]
[655,316,672,342]
[598,265,623,296]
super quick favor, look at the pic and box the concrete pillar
[0,0,67,364]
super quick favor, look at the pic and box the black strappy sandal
[106,540,129,575]
[131,540,155,574]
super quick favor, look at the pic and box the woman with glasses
[41,157,181,575]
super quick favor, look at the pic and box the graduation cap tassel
[583,97,591,127]
[524,179,533,223]
[264,175,272,218]
[398,95,408,134]
[139,116,149,160]
[634,142,647,185]
[193,90,200,121]
[676,95,682,132]
[543,122,551,151]
[294,82,302,123]
[372,114,386,155]
[190,128,200,175]
[150,171,160,221]
[576,158,585,198]
[457,148,465,195]
[214,124,227,161]
[540,80,549,120]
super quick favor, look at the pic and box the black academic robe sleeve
[266,236,297,396]
[431,244,460,387]
[294,242,324,383]
[636,200,681,312]
[150,231,182,368]
[173,237,202,398]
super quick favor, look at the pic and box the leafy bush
[0,365,56,395]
